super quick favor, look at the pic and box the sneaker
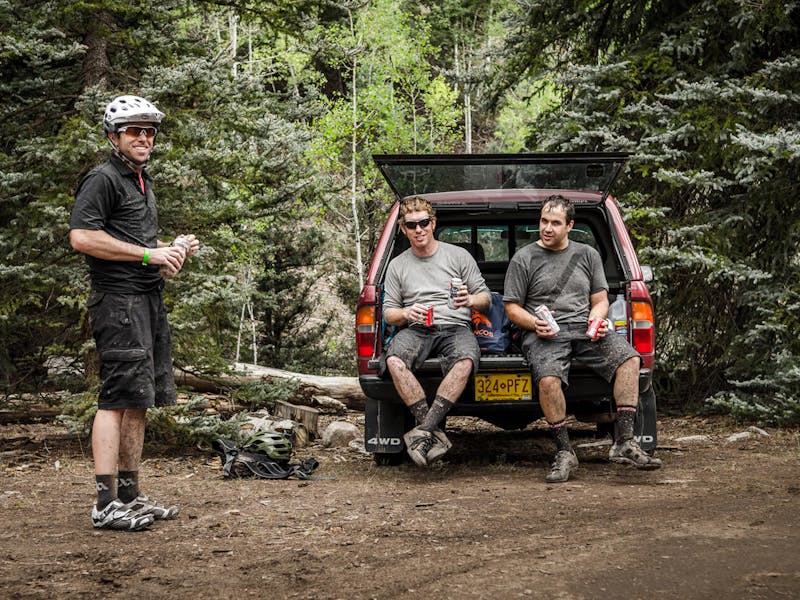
[403,427,435,466]
[92,499,154,531]
[545,450,579,483]
[609,439,663,470]
[426,429,453,463]
[124,495,180,520]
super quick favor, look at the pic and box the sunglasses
[402,218,432,230]
[118,126,158,138]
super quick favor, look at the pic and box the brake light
[631,301,654,355]
[356,305,377,358]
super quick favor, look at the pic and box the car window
[477,226,508,261]
[437,226,471,245]
[437,225,509,262]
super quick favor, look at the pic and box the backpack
[471,292,511,355]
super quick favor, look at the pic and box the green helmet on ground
[243,431,293,461]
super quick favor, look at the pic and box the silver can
[534,304,560,333]
[448,278,463,309]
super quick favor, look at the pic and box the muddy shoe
[403,427,435,466]
[546,450,579,483]
[426,429,453,463]
[609,439,663,470]
[92,499,154,531]
[124,495,180,520]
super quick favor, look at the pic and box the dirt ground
[1,410,799,600]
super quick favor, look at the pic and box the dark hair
[542,194,574,223]
[399,196,435,221]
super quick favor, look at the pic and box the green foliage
[1,1,341,390]
[58,391,247,449]
[8,0,797,426]
[56,391,99,435]
[495,0,800,422]
[147,401,248,450]
[229,379,301,411]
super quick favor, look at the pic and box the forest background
[1,0,798,426]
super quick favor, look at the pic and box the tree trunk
[81,11,113,88]
[174,363,367,411]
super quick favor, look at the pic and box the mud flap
[364,398,407,454]
[633,385,658,452]
[612,385,657,451]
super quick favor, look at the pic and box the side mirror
[641,265,654,283]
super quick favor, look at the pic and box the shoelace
[415,435,435,454]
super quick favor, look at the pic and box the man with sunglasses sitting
[70,95,200,530]
[382,196,491,466]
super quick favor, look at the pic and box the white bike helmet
[103,95,165,133]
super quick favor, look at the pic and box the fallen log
[174,363,367,411]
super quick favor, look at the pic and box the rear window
[437,225,509,262]
[436,222,599,263]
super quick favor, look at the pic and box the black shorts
[380,324,480,377]
[88,290,177,410]
[522,325,640,386]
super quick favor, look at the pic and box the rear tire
[373,452,405,466]
[596,421,614,439]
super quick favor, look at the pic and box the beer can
[425,306,434,326]
[586,317,602,340]
[533,304,560,333]
[447,278,463,309]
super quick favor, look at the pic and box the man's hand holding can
[533,304,560,338]
[406,303,434,326]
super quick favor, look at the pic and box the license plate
[474,373,533,402]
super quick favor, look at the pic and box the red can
[425,306,434,326]
[586,317,602,340]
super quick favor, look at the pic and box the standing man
[382,196,491,466]
[70,95,200,530]
[504,195,662,483]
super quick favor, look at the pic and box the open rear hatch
[373,152,629,203]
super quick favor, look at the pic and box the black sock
[408,399,429,426]
[95,474,116,509]
[419,395,454,432]
[117,470,140,503]
[615,406,637,442]
[548,419,572,453]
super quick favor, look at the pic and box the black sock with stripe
[408,399,429,426]
[615,406,637,442]
[548,419,572,453]
[419,395,454,432]
[117,470,140,504]
[95,474,116,509]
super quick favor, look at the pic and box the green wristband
[142,247,150,265]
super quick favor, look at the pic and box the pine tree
[0,1,341,389]
[494,0,800,422]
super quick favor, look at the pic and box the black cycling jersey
[71,154,162,293]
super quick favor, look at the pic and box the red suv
[356,153,657,464]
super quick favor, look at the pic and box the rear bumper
[360,356,653,411]
[360,359,657,454]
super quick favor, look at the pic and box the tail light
[631,300,654,355]
[356,305,377,358]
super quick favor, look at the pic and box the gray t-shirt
[384,242,490,326]
[503,241,608,324]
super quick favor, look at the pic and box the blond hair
[399,196,435,222]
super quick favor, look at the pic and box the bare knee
[618,357,640,375]
[386,356,407,374]
[450,358,473,377]
[539,376,562,396]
